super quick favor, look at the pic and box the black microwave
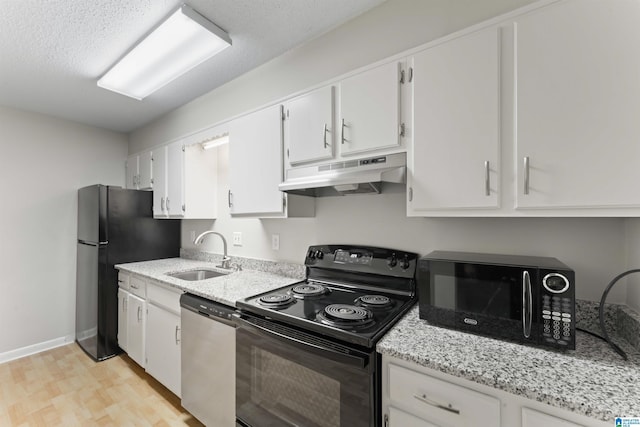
[417,251,575,350]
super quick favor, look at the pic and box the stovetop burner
[258,294,294,308]
[355,295,393,309]
[317,304,374,328]
[290,282,329,298]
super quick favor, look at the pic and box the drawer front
[117,271,130,290]
[147,281,182,314]
[129,276,146,298]
[522,407,583,427]
[388,363,501,427]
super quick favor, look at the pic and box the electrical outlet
[233,232,242,246]
[272,234,280,251]
[190,230,196,242]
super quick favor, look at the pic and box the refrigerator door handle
[78,240,108,246]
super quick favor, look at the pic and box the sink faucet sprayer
[193,231,231,269]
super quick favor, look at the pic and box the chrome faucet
[193,231,231,269]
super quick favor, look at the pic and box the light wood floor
[0,343,204,426]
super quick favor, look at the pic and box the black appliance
[417,251,575,350]
[235,245,417,427]
[75,185,180,361]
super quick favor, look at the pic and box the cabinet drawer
[388,363,500,427]
[522,407,583,427]
[129,276,146,298]
[117,271,130,290]
[147,282,182,314]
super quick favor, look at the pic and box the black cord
[576,326,605,341]
[598,269,640,361]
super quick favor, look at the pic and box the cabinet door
[522,408,583,427]
[125,155,138,189]
[410,26,500,212]
[153,145,168,218]
[388,407,439,427]
[339,61,401,155]
[514,0,640,209]
[166,141,185,217]
[127,293,146,367]
[285,86,334,165]
[117,288,128,352]
[229,105,285,215]
[146,304,181,397]
[138,150,153,190]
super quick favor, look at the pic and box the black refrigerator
[76,185,180,361]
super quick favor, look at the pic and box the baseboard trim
[0,335,75,364]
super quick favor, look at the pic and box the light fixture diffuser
[201,132,229,150]
[97,5,231,100]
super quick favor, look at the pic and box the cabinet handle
[323,123,330,148]
[383,414,388,427]
[122,297,126,312]
[228,190,233,208]
[413,393,460,415]
[523,156,530,195]
[137,306,142,323]
[175,325,180,344]
[166,198,170,211]
[131,283,138,289]
[161,197,165,212]
[341,118,347,144]
[485,161,491,196]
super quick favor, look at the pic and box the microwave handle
[522,271,532,338]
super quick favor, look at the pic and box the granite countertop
[377,306,640,422]
[115,257,303,307]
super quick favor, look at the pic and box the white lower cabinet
[521,408,583,427]
[117,272,183,398]
[382,355,608,427]
[146,303,181,397]
[387,361,500,427]
[126,293,146,368]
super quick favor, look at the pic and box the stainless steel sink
[166,269,228,281]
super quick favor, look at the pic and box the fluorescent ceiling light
[201,133,229,150]
[97,4,231,100]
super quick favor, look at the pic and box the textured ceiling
[0,0,386,133]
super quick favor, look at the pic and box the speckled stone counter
[115,257,303,307]
[377,306,640,422]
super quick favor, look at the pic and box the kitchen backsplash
[180,248,305,279]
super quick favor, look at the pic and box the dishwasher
[180,293,236,427]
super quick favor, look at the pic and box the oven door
[235,313,377,427]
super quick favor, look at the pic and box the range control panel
[305,245,417,279]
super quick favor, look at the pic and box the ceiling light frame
[97,4,231,100]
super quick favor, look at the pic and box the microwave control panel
[540,272,574,348]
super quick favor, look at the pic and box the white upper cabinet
[152,140,217,219]
[514,0,640,211]
[284,85,335,166]
[339,60,403,156]
[408,26,501,214]
[126,150,153,190]
[229,105,315,217]
[229,104,285,216]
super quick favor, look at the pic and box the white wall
[0,106,127,358]
[132,0,631,305]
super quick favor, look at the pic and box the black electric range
[236,244,418,349]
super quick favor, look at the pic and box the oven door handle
[233,314,368,369]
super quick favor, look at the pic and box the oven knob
[400,255,410,270]
[308,250,316,259]
[388,254,397,267]
[315,250,324,259]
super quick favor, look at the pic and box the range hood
[279,152,406,197]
